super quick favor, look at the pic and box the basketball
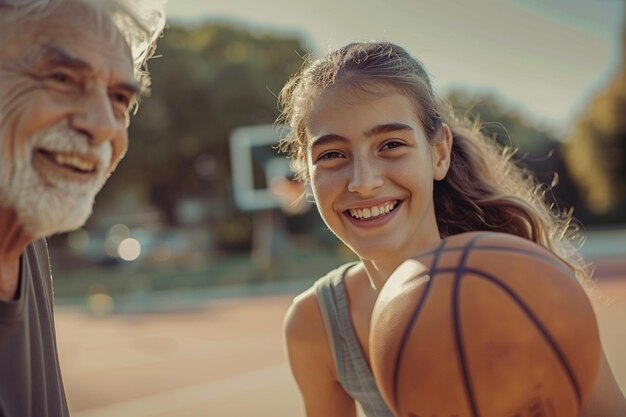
[369,231,601,417]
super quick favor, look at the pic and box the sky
[164,0,625,135]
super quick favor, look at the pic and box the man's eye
[111,92,131,107]
[45,71,81,88]
[49,72,71,83]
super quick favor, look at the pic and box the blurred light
[118,238,142,261]
[67,229,90,251]
[108,224,130,240]
[87,293,114,316]
[194,154,217,179]
[104,239,119,257]
[106,224,132,257]
[86,284,114,316]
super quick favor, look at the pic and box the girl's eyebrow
[309,134,348,151]
[309,123,414,151]
[363,122,413,137]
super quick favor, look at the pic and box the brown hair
[277,41,589,282]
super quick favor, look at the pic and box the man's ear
[432,123,453,181]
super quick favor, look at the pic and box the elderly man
[0,0,164,415]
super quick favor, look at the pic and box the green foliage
[563,10,626,225]
[564,71,626,224]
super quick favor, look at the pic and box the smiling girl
[278,41,626,417]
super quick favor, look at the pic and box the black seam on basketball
[453,234,485,417]
[391,239,447,415]
[463,267,583,409]
[410,245,564,271]
[413,234,565,266]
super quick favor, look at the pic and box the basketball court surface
[56,257,626,417]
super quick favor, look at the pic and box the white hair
[0,0,166,92]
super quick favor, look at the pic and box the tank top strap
[313,262,358,392]
[314,262,395,417]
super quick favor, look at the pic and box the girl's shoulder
[284,285,319,344]
[283,279,335,376]
[284,262,360,347]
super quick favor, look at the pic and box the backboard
[229,124,292,211]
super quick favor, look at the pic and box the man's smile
[33,148,101,183]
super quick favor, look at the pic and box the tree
[564,7,626,225]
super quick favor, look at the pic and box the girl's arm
[284,289,357,417]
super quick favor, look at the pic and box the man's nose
[70,89,118,145]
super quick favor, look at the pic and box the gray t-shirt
[0,239,69,417]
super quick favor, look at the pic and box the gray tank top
[314,263,394,417]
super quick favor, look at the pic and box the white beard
[0,123,113,238]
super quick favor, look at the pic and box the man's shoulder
[29,238,50,263]
[30,238,49,255]
[26,238,52,280]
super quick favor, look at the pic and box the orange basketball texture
[369,232,600,417]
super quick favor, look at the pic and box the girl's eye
[381,140,405,151]
[318,151,344,160]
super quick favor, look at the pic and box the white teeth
[348,201,398,220]
[52,153,95,172]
